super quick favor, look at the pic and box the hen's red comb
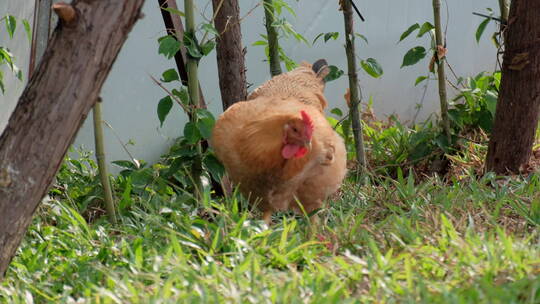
[301,110,314,139]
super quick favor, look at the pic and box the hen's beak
[304,140,312,150]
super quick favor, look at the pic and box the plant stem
[432,0,452,142]
[93,98,117,224]
[263,0,282,76]
[184,0,203,199]
[342,0,366,172]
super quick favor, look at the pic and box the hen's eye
[292,127,298,133]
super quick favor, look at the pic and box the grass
[1,153,539,303]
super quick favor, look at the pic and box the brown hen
[211,60,346,224]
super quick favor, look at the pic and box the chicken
[248,59,331,112]
[211,60,346,225]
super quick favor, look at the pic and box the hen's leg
[221,175,233,197]
[262,210,272,225]
[310,213,320,226]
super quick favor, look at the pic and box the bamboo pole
[342,0,366,171]
[433,0,452,141]
[184,0,203,198]
[263,0,282,76]
[93,98,117,224]
[157,0,207,108]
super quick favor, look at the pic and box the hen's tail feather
[312,59,329,80]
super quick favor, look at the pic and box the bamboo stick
[263,0,282,76]
[342,0,366,171]
[433,0,452,141]
[93,98,117,225]
[184,0,203,199]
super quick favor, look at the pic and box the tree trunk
[0,0,144,278]
[342,0,366,171]
[486,0,540,174]
[263,0,282,77]
[212,0,247,109]
[433,0,452,142]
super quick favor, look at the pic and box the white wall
[2,0,499,170]
[0,1,34,132]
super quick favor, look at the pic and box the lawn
[1,153,539,303]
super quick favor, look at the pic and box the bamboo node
[436,45,448,60]
[53,2,78,27]
[429,45,447,72]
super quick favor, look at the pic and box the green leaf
[312,33,324,45]
[15,68,22,81]
[417,22,434,38]
[324,65,344,82]
[173,88,190,105]
[252,40,267,46]
[401,46,427,68]
[355,33,369,44]
[169,144,197,158]
[201,23,219,36]
[5,15,16,39]
[157,96,173,127]
[399,23,419,42]
[0,70,4,94]
[200,40,216,56]
[485,90,498,117]
[130,168,154,189]
[324,32,339,42]
[195,109,215,140]
[197,118,214,140]
[360,58,383,78]
[22,19,32,43]
[477,110,494,132]
[183,34,202,59]
[184,121,200,144]
[476,18,490,43]
[415,76,428,86]
[112,160,138,170]
[158,35,181,59]
[161,7,185,17]
[161,69,179,82]
[0,47,14,69]
[203,153,225,181]
[195,109,215,121]
[434,134,451,153]
[331,108,343,117]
